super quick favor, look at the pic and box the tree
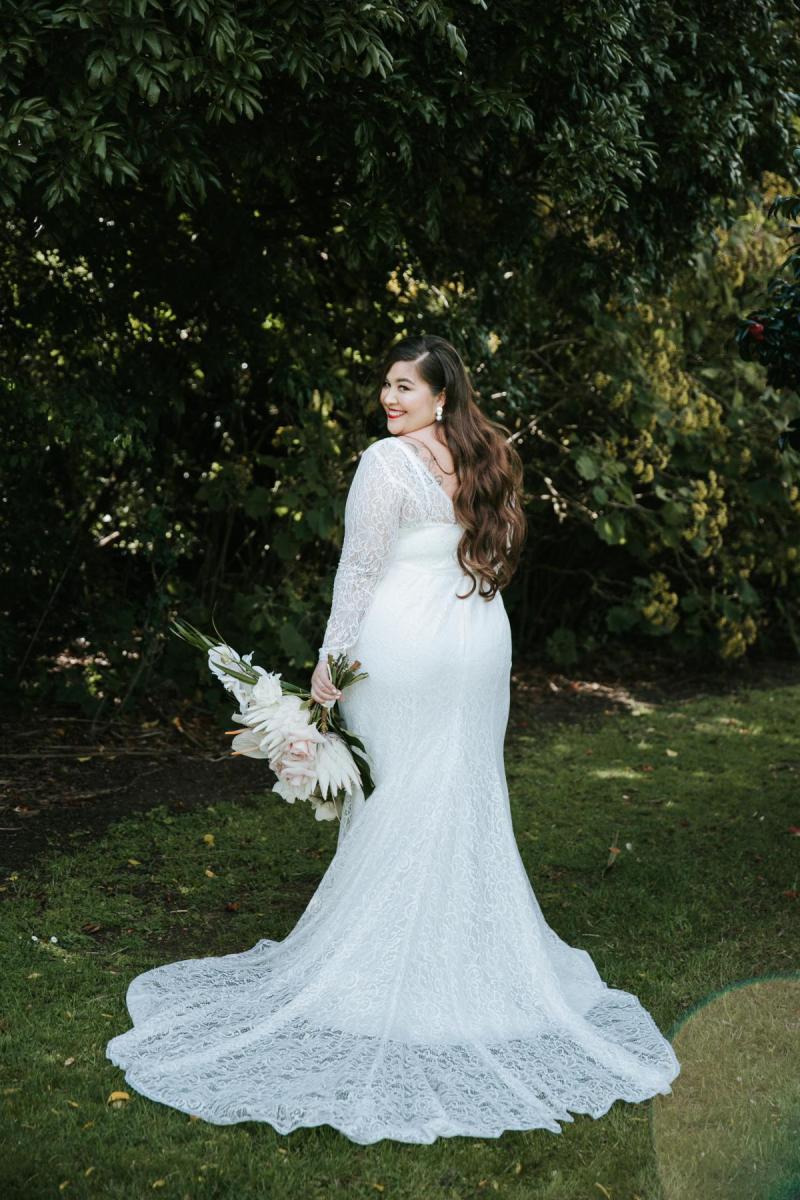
[2,0,799,711]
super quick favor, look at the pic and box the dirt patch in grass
[0,712,268,876]
[3,649,799,877]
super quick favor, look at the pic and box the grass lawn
[2,675,799,1199]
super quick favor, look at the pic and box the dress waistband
[389,521,464,573]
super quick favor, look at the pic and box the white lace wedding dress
[106,434,681,1144]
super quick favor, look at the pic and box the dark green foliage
[2,1,800,713]
[737,163,800,403]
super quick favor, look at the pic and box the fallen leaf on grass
[204,869,216,878]
[605,837,622,869]
[107,1090,130,1108]
[67,1100,80,1108]
[202,834,215,847]
[64,1057,75,1067]
[127,859,141,867]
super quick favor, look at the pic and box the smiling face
[381,358,445,434]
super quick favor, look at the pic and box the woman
[106,334,680,1144]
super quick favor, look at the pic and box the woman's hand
[310,657,343,707]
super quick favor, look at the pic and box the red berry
[749,321,765,341]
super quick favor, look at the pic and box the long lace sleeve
[318,442,403,663]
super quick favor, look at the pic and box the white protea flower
[314,733,362,801]
[245,693,325,759]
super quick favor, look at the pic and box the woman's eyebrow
[385,377,415,385]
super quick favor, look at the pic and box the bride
[106,333,681,1144]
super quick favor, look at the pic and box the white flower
[208,642,246,683]
[208,644,268,708]
[272,775,312,804]
[250,671,283,710]
[230,725,271,760]
[271,737,323,798]
[50,936,58,944]
[314,733,362,801]
[246,694,325,759]
[31,935,39,942]
[309,795,339,821]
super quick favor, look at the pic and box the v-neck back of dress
[392,435,458,507]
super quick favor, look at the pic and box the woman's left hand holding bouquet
[310,657,342,708]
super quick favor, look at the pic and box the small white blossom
[208,644,269,708]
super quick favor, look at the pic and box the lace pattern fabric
[106,435,680,1144]
[319,437,456,662]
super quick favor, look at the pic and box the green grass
[2,681,799,1199]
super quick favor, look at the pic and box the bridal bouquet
[169,617,375,823]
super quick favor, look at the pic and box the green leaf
[661,500,687,527]
[575,452,600,480]
[736,578,761,607]
[243,487,272,518]
[278,622,308,661]
[595,512,627,545]
[606,604,638,633]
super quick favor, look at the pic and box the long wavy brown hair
[376,334,527,600]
